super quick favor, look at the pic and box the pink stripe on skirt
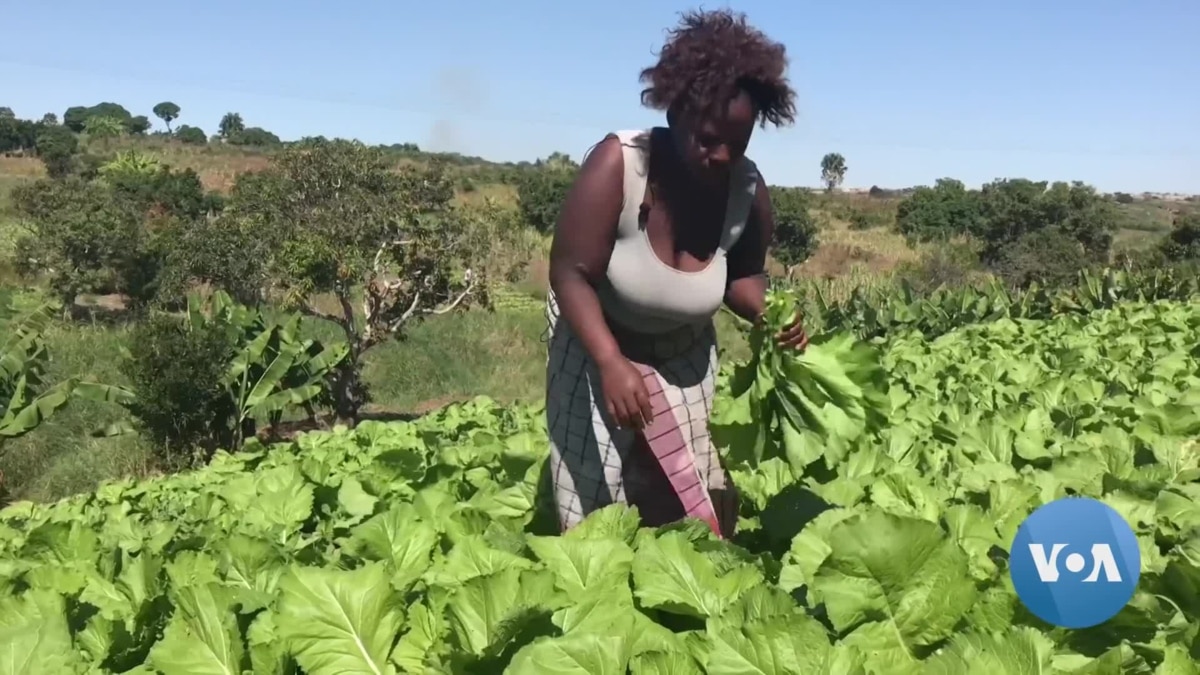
[633,363,723,538]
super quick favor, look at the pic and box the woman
[545,9,808,538]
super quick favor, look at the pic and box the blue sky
[2,1,1197,193]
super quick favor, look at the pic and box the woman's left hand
[775,315,809,351]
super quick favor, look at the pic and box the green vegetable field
[1,293,1199,674]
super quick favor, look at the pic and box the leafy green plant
[2,293,1199,672]
[713,288,889,474]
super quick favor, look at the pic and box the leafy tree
[174,125,206,145]
[516,164,576,233]
[40,113,57,126]
[152,101,181,131]
[127,115,151,135]
[1113,192,1134,204]
[895,179,982,243]
[976,179,1117,263]
[103,163,222,221]
[156,214,271,307]
[33,125,79,178]
[229,127,280,147]
[225,139,518,421]
[820,152,847,192]
[63,102,132,133]
[11,178,160,307]
[769,186,819,274]
[990,226,1093,289]
[0,107,13,119]
[218,112,245,139]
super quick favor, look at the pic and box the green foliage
[895,178,981,243]
[218,112,245,139]
[119,312,238,465]
[225,139,502,420]
[768,186,819,271]
[33,125,79,178]
[795,266,1200,343]
[1113,191,1134,204]
[11,179,162,307]
[819,152,847,192]
[1159,211,1200,262]
[895,178,1119,287]
[156,215,272,306]
[2,294,1200,671]
[174,124,206,145]
[63,102,132,133]
[229,126,281,147]
[83,115,125,142]
[116,293,347,463]
[0,295,130,463]
[98,150,162,180]
[990,226,1095,289]
[127,115,151,135]
[152,101,181,131]
[515,165,575,233]
[892,240,984,293]
[976,179,1118,263]
[103,164,222,220]
[0,114,40,153]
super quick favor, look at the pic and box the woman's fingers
[634,386,655,428]
[776,320,808,351]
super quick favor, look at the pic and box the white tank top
[594,129,758,334]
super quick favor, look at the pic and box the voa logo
[1028,543,1123,583]
[1010,497,1140,629]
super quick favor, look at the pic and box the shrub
[770,187,819,270]
[989,227,1093,290]
[893,241,983,293]
[516,166,575,233]
[33,126,79,178]
[1159,211,1200,262]
[895,179,982,243]
[175,125,206,145]
[121,313,237,467]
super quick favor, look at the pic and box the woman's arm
[547,136,625,368]
[723,171,773,324]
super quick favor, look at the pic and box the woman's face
[669,91,757,189]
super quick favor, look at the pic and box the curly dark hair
[639,9,796,128]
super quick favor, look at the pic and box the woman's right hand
[597,355,655,430]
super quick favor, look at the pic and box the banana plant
[0,294,132,447]
[218,298,348,446]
